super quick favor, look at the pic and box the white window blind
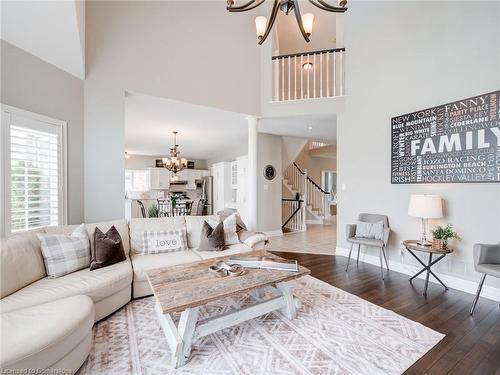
[2,107,67,235]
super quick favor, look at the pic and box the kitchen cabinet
[177,169,208,190]
[211,162,232,213]
[231,162,238,188]
[236,156,248,223]
[148,168,171,189]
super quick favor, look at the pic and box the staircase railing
[284,162,330,218]
[282,198,304,232]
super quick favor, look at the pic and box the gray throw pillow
[355,221,384,240]
[198,221,226,251]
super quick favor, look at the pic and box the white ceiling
[259,114,337,144]
[275,3,338,55]
[125,92,249,161]
[1,0,85,79]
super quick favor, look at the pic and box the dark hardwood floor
[270,251,500,375]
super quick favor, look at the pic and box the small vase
[432,239,447,250]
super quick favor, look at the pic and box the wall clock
[264,165,276,180]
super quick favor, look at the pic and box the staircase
[282,162,330,232]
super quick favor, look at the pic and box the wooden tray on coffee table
[146,250,310,368]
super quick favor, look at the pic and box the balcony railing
[272,48,345,102]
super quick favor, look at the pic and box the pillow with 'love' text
[139,228,188,255]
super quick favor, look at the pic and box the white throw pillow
[140,228,188,254]
[355,221,384,241]
[37,224,91,278]
[209,213,239,246]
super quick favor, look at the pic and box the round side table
[403,240,453,296]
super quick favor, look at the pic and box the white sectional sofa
[0,215,266,373]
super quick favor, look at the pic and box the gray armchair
[346,213,390,279]
[470,242,500,315]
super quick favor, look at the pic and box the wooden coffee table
[146,250,310,368]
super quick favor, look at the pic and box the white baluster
[300,54,303,100]
[288,56,291,101]
[320,52,323,98]
[281,58,284,101]
[326,52,330,97]
[294,56,297,100]
[313,53,316,98]
[307,54,310,99]
[333,52,336,97]
[340,50,344,96]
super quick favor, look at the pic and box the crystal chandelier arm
[308,0,348,13]
[293,0,311,43]
[258,0,279,45]
[227,0,266,12]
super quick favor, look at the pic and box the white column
[247,116,258,231]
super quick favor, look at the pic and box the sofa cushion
[194,243,253,260]
[44,219,131,257]
[0,295,94,370]
[38,224,91,278]
[0,229,47,298]
[185,215,219,248]
[0,260,132,314]
[129,217,187,254]
[131,251,202,282]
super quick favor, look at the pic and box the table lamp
[408,194,443,246]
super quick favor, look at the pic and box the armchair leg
[356,244,361,264]
[382,246,389,270]
[346,243,353,272]
[470,274,486,315]
[379,247,384,280]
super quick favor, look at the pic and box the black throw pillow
[90,226,126,271]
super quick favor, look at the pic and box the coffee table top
[146,250,310,313]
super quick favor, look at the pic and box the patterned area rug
[79,276,444,375]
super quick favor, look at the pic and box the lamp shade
[301,13,314,36]
[408,194,443,219]
[255,16,267,39]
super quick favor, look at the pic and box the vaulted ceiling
[1,0,85,79]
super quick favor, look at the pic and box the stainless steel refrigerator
[201,176,213,215]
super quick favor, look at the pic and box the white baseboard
[336,246,500,303]
[264,230,283,237]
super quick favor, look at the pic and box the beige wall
[257,133,282,233]
[295,144,336,185]
[1,41,84,224]
[338,2,500,289]
[125,154,207,170]
[84,1,261,222]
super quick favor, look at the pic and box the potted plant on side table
[431,224,460,250]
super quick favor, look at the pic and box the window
[1,106,67,236]
[125,169,149,193]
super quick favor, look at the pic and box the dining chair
[137,200,146,218]
[345,213,391,279]
[470,242,500,315]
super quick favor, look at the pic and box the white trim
[336,246,500,302]
[263,229,283,237]
[1,104,68,236]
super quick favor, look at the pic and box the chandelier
[227,0,348,45]
[162,131,187,175]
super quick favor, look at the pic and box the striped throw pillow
[140,228,188,254]
[37,224,91,278]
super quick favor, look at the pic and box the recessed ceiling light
[302,62,313,70]
[308,126,313,130]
